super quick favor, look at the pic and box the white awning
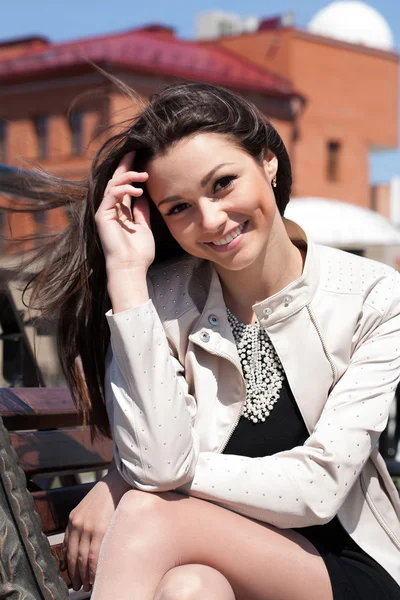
[285,197,400,248]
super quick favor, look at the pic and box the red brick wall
[0,75,110,252]
[216,28,399,208]
[0,71,294,252]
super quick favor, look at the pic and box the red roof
[0,27,295,97]
[0,35,49,49]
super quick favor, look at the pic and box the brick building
[0,6,399,385]
[202,10,399,209]
[0,26,301,251]
[0,6,398,241]
[0,25,301,386]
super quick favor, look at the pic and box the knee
[154,567,207,600]
[154,565,235,600]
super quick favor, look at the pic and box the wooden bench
[0,387,113,597]
[0,386,399,598]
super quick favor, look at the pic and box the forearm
[106,266,149,314]
[181,449,338,529]
[105,300,199,491]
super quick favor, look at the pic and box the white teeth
[212,222,246,246]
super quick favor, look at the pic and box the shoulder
[147,253,211,323]
[315,244,399,317]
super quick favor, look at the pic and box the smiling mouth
[204,220,249,252]
[208,221,248,246]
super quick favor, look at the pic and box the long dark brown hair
[1,81,292,438]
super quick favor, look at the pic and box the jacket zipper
[218,400,244,453]
[307,306,338,383]
[202,306,336,452]
[210,347,246,453]
[360,472,400,549]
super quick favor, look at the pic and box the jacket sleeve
[105,291,200,492]
[180,273,400,528]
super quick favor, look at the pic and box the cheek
[237,175,271,207]
[241,186,275,218]
[255,181,276,211]
[165,219,196,244]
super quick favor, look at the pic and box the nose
[198,198,226,237]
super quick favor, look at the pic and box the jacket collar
[252,219,319,327]
[188,220,320,373]
[192,219,318,330]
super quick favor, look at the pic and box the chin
[213,251,259,272]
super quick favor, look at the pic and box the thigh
[153,564,235,600]
[120,490,333,600]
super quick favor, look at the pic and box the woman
[20,82,400,599]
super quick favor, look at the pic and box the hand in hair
[95,151,155,273]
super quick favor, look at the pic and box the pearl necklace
[227,308,285,423]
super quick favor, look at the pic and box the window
[69,111,83,156]
[219,19,238,36]
[326,140,341,182]
[34,211,46,225]
[0,120,6,162]
[33,210,47,248]
[34,115,48,159]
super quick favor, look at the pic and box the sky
[1,0,399,184]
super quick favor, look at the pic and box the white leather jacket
[105,220,400,585]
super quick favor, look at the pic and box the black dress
[223,378,400,599]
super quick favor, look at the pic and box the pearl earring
[272,175,277,188]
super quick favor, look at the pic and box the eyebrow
[157,162,235,208]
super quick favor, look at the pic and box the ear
[262,149,278,183]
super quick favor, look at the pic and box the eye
[166,202,190,216]
[213,175,237,193]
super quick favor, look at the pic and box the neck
[215,216,306,324]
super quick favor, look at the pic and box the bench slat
[11,428,112,476]
[0,387,81,429]
[51,543,70,587]
[33,482,96,534]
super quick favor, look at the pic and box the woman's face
[146,132,279,272]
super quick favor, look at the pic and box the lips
[208,221,247,246]
[205,220,249,252]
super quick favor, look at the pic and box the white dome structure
[308,1,394,51]
[285,197,400,248]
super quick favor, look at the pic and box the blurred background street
[0,0,400,391]
[0,6,399,593]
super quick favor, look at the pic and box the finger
[113,151,136,179]
[115,199,137,225]
[70,559,82,593]
[88,539,103,587]
[77,535,92,592]
[108,184,144,200]
[121,192,133,218]
[60,545,67,572]
[98,185,143,214]
[104,171,147,198]
[61,528,69,571]
[66,529,82,591]
[110,171,148,188]
[132,196,151,226]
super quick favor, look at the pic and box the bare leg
[153,564,236,599]
[91,490,333,600]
